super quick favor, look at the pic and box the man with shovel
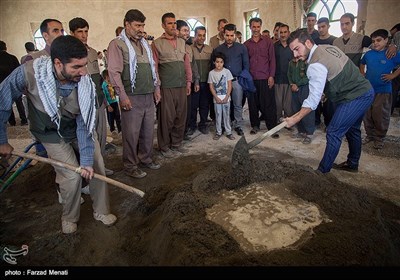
[0,35,117,234]
[285,29,374,173]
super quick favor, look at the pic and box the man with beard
[0,35,117,234]
[176,20,201,137]
[189,26,213,135]
[285,29,374,174]
[107,9,161,178]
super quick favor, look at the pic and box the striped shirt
[0,65,95,167]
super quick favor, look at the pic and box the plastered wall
[0,0,399,60]
[230,0,302,37]
[0,0,230,59]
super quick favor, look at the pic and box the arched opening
[244,9,259,41]
[184,18,205,38]
[309,0,359,37]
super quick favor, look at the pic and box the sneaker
[62,220,77,234]
[93,212,117,226]
[332,161,358,173]
[161,149,177,158]
[235,127,244,136]
[227,134,235,140]
[105,168,114,176]
[57,190,84,204]
[141,161,161,170]
[199,127,209,135]
[213,134,221,140]
[81,185,90,195]
[186,128,196,136]
[125,168,147,179]
[302,135,313,144]
[362,136,373,145]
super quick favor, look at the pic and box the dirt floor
[1,107,400,267]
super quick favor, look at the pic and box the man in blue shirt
[213,23,250,136]
[0,36,116,234]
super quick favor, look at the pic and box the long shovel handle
[247,121,287,150]
[11,151,145,197]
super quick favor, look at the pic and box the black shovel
[231,121,287,167]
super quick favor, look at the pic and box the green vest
[113,38,154,95]
[309,45,371,103]
[153,37,187,88]
[191,44,213,83]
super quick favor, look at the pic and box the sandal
[227,134,235,140]
[213,134,221,140]
[250,127,259,134]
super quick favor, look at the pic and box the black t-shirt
[314,35,337,46]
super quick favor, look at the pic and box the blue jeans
[231,81,244,129]
[317,88,374,173]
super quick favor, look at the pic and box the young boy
[287,57,315,144]
[101,69,121,136]
[208,52,235,140]
[360,29,400,149]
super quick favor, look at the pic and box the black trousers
[189,82,211,129]
[247,80,277,129]
[106,102,121,133]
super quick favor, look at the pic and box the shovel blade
[231,136,250,168]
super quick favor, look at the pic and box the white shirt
[302,44,328,110]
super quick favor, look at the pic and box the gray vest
[333,33,365,66]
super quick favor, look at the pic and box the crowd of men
[0,9,399,234]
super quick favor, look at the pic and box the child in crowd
[288,57,315,144]
[208,52,235,140]
[360,29,400,149]
[101,70,121,136]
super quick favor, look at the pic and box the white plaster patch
[206,182,330,253]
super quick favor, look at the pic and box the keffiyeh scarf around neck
[33,56,96,137]
[119,29,158,90]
